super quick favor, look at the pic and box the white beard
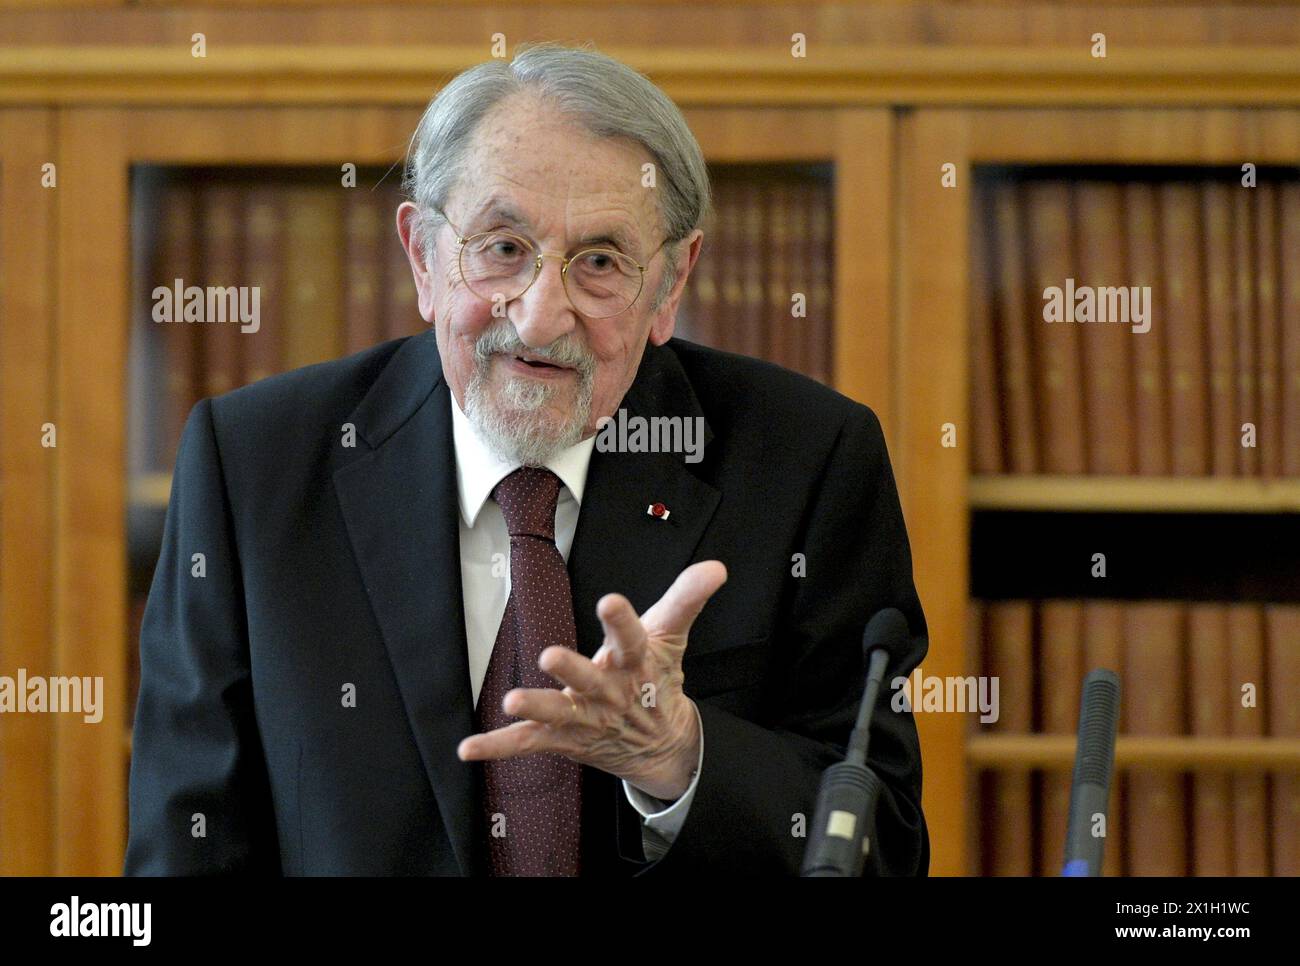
[463,361,593,467]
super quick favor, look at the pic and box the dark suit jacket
[124,331,929,876]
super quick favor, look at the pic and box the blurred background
[0,1,1297,877]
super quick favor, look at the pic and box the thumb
[642,560,728,641]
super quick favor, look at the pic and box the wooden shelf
[5,45,1300,108]
[969,476,1300,513]
[967,734,1300,771]
[137,472,1300,512]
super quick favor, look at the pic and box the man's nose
[511,255,577,349]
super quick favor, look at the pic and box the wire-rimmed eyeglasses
[432,205,668,319]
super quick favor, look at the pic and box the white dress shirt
[449,391,703,861]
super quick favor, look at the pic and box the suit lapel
[568,342,721,657]
[332,332,486,877]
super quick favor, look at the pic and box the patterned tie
[475,467,583,876]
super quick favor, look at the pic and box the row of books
[969,177,1300,478]
[971,599,1298,876]
[132,166,836,475]
[675,168,835,386]
[133,173,423,471]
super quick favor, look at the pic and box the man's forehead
[453,98,660,244]
[457,192,645,249]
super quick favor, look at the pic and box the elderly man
[125,43,928,876]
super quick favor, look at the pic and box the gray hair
[402,41,711,309]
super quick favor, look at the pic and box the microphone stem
[846,648,891,766]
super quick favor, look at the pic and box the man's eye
[475,234,529,261]
[580,251,615,272]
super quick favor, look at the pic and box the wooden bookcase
[15,104,891,874]
[895,107,1300,875]
[2,24,1299,876]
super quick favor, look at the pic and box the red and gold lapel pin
[646,502,671,521]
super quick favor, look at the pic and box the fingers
[539,646,624,707]
[457,718,546,761]
[641,559,728,639]
[502,685,582,728]
[460,675,653,763]
[595,592,648,671]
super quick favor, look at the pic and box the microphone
[801,607,910,877]
[1061,668,1122,877]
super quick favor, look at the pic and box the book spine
[156,181,200,470]
[1265,604,1300,876]
[1160,182,1209,476]
[242,185,284,385]
[764,180,789,371]
[283,184,344,368]
[198,181,244,398]
[1227,604,1269,875]
[740,180,766,363]
[343,190,387,356]
[983,600,1033,875]
[719,180,745,358]
[1233,188,1260,476]
[1076,181,1135,474]
[1187,602,1232,875]
[1123,601,1187,876]
[1125,181,1170,476]
[1280,183,1300,477]
[1255,182,1281,479]
[1202,183,1238,477]
[808,181,833,387]
[993,182,1039,474]
[1026,180,1086,474]
[969,183,1004,475]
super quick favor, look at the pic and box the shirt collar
[449,388,596,529]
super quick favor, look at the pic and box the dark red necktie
[475,467,583,876]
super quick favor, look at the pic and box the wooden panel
[684,109,837,161]
[971,476,1300,513]
[833,109,894,439]
[0,109,57,875]
[895,108,972,876]
[54,109,129,874]
[961,107,1300,163]
[110,107,422,164]
[3,45,1300,107]
[969,735,1300,772]
[3,4,1300,49]
[46,0,1298,7]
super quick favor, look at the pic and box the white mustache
[473,320,596,376]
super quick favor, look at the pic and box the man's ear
[396,201,438,324]
[648,228,704,346]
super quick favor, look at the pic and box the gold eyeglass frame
[432,205,670,319]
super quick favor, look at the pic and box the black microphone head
[862,607,909,664]
[1074,668,1121,785]
[1062,667,1122,875]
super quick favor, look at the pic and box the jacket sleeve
[124,398,280,874]
[637,404,930,876]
